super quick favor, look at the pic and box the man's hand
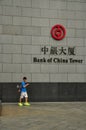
[18,89,20,93]
[25,83,29,87]
[26,83,29,86]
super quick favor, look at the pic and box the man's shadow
[0,100,2,116]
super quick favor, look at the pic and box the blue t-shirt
[21,81,27,92]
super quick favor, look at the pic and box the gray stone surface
[41,9,58,18]
[76,11,86,20]
[1,102,86,130]
[58,10,76,19]
[22,26,41,36]
[49,37,67,46]
[76,30,86,38]
[85,21,86,29]
[12,73,31,82]
[50,74,68,82]
[32,36,49,45]
[2,25,22,35]
[66,28,75,37]
[76,47,86,56]
[41,64,59,73]
[32,74,49,82]
[0,0,86,82]
[50,19,67,27]
[13,0,31,7]
[2,6,21,16]
[0,35,12,44]
[0,25,2,34]
[22,64,40,73]
[13,54,31,64]
[3,45,21,54]
[32,0,49,9]
[0,16,12,25]
[0,73,12,82]
[76,65,86,73]
[22,45,40,54]
[41,27,50,36]
[59,65,76,73]
[0,64,2,72]
[13,17,31,26]
[67,2,86,11]
[67,38,84,46]
[1,54,11,63]
[68,74,85,82]
[32,18,49,27]
[13,36,32,44]
[0,45,2,53]
[67,20,84,29]
[85,39,86,46]
[3,64,21,73]
[0,0,12,6]
[0,6,2,15]
[50,1,67,9]
[22,8,41,17]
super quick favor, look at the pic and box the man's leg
[24,92,30,106]
[19,97,22,103]
[25,97,28,103]
[18,94,23,106]
[24,97,30,106]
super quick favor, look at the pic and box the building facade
[0,0,86,102]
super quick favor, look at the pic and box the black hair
[23,77,27,80]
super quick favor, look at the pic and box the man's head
[23,77,27,82]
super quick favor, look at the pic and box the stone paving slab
[0,102,86,130]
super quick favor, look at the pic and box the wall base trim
[0,83,86,102]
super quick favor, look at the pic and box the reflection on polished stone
[0,102,86,130]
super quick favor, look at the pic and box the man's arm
[24,83,29,87]
[22,82,29,88]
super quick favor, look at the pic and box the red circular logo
[51,24,66,40]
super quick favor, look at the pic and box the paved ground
[0,102,86,130]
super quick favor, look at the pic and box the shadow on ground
[0,103,2,116]
[0,102,86,130]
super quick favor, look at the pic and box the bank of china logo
[51,24,66,40]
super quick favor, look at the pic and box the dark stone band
[0,83,86,102]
